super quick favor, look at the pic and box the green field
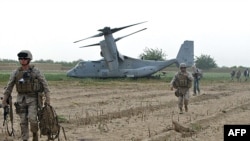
[1,62,247,84]
[0,70,240,85]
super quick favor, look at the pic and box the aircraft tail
[176,40,194,67]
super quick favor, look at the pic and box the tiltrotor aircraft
[67,22,194,78]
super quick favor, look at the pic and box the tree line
[0,58,82,67]
[138,47,218,69]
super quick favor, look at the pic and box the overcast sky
[0,0,249,67]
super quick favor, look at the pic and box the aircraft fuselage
[67,56,177,78]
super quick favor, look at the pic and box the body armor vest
[15,66,43,93]
[173,72,192,88]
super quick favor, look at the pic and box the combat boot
[179,108,183,114]
[185,105,188,112]
[32,132,38,141]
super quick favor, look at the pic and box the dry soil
[0,79,250,141]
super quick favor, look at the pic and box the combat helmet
[17,50,33,60]
[179,63,187,68]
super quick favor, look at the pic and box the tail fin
[176,40,194,67]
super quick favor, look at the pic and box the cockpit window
[77,62,85,68]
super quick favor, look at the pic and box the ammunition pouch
[33,79,44,92]
[18,92,38,97]
[14,102,28,114]
[16,79,43,93]
[16,81,33,93]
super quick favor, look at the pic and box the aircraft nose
[66,69,76,77]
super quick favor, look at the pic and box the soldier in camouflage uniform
[236,70,241,82]
[170,63,193,114]
[230,70,236,81]
[2,50,51,141]
[243,68,249,81]
[192,65,202,96]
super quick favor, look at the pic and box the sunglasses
[19,58,29,60]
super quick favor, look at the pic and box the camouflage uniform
[230,70,235,81]
[170,63,193,114]
[236,70,241,82]
[192,65,201,95]
[2,50,50,141]
[243,68,249,81]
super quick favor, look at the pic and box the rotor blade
[115,28,147,42]
[79,43,100,48]
[73,32,104,43]
[110,21,147,34]
[74,21,147,43]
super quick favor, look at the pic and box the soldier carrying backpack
[2,50,51,141]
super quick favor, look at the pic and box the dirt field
[1,79,250,141]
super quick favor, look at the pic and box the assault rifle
[1,95,15,136]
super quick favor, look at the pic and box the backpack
[37,104,67,140]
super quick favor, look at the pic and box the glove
[44,93,50,105]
